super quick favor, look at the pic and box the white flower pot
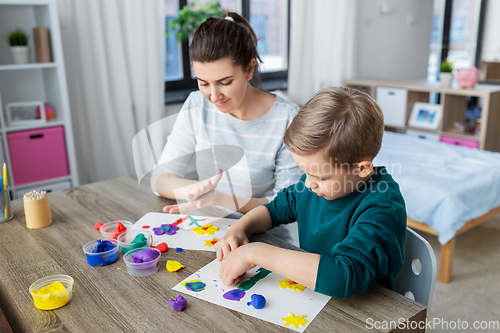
[439,72,453,87]
[9,46,30,64]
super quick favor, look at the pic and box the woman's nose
[210,88,222,103]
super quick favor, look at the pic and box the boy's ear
[357,160,373,178]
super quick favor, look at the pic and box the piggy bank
[456,67,479,89]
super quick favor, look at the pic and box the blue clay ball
[247,294,266,309]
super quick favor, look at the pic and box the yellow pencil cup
[24,195,52,229]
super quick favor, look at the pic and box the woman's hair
[283,87,384,168]
[189,12,262,85]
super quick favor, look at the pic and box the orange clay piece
[171,215,190,226]
[110,221,127,240]
[155,242,168,252]
[94,222,104,230]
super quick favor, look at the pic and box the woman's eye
[221,81,232,86]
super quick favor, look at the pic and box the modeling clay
[278,278,306,292]
[176,247,185,252]
[238,268,271,291]
[182,280,206,292]
[169,295,187,311]
[281,313,308,329]
[223,289,246,301]
[155,242,168,252]
[31,281,70,310]
[166,260,185,272]
[131,249,159,263]
[193,224,219,235]
[203,238,219,247]
[92,239,116,253]
[171,215,190,226]
[94,222,104,230]
[141,225,150,229]
[110,222,127,239]
[188,216,202,227]
[247,294,266,309]
[129,233,148,251]
[153,224,179,236]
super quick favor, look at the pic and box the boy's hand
[219,243,257,286]
[214,227,249,261]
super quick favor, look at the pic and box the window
[164,0,290,99]
[427,0,486,81]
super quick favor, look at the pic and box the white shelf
[4,120,65,133]
[0,63,56,71]
[0,0,79,195]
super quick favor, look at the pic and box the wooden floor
[407,205,500,283]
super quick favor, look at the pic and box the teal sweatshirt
[264,166,406,298]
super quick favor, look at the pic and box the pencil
[2,163,6,190]
[3,164,7,218]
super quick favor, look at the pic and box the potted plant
[166,1,226,42]
[4,28,30,64]
[440,59,453,87]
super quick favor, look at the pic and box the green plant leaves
[4,28,29,46]
[166,1,226,42]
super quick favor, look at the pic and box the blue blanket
[373,131,500,244]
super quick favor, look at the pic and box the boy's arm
[215,206,274,261]
[219,242,320,290]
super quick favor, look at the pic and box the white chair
[393,227,437,311]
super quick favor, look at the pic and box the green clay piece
[237,268,272,291]
[129,233,148,251]
[188,216,202,227]
[161,226,171,232]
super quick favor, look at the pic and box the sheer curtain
[56,0,165,184]
[287,0,357,106]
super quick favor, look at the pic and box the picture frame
[408,102,443,130]
[5,101,46,126]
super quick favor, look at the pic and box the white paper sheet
[132,212,235,251]
[172,259,331,332]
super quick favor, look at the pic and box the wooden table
[0,177,426,332]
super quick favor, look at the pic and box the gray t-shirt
[152,90,302,202]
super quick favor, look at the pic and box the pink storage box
[440,135,479,149]
[8,126,69,185]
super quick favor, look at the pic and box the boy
[214,87,406,298]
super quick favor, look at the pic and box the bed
[374,131,500,283]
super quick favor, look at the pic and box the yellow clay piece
[166,260,185,272]
[31,281,70,310]
[278,278,306,292]
[281,313,308,329]
[193,224,219,235]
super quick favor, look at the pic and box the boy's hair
[283,87,384,167]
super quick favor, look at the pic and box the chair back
[394,227,437,310]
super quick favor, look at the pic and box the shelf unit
[0,0,79,198]
[345,77,500,152]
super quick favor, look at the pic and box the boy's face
[291,150,373,201]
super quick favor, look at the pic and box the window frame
[164,0,291,102]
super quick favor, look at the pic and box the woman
[151,12,301,243]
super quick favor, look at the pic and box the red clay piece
[94,222,104,230]
[142,225,150,229]
[171,215,190,226]
[155,242,168,252]
[110,222,127,240]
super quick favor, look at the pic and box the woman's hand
[214,226,249,261]
[163,169,223,213]
[219,243,257,286]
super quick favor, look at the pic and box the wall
[480,0,500,61]
[356,0,433,80]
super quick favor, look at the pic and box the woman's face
[192,58,254,114]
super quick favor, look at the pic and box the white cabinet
[0,0,79,198]
[375,87,407,127]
